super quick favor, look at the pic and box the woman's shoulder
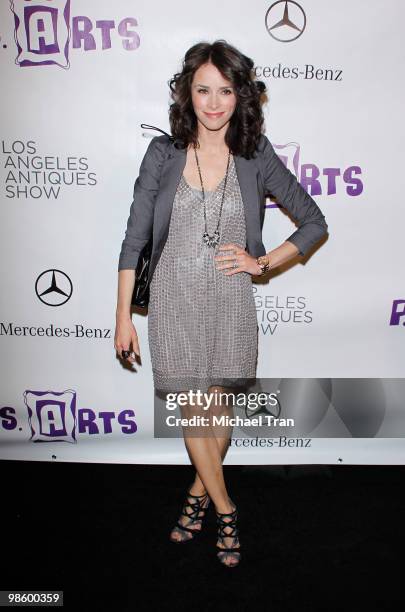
[150,133,173,146]
[256,133,272,154]
[146,133,172,151]
[142,134,173,165]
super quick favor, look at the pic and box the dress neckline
[182,156,233,194]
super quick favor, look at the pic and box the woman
[114,40,328,568]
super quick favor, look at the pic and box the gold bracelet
[256,255,270,275]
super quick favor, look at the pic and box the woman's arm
[116,269,136,322]
[260,135,328,269]
[115,136,167,362]
[115,268,140,362]
[118,135,164,271]
[116,136,165,319]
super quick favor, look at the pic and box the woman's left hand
[214,243,262,276]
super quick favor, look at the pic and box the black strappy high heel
[170,485,211,543]
[215,502,241,567]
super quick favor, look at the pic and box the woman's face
[190,62,237,133]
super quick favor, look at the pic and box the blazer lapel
[233,154,265,255]
[153,143,187,250]
[148,144,186,282]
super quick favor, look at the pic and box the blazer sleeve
[118,136,166,271]
[261,134,328,257]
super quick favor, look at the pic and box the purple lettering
[0,406,18,430]
[118,410,138,434]
[344,166,363,196]
[96,20,115,50]
[78,409,99,434]
[300,164,322,196]
[389,300,405,326]
[72,16,96,51]
[118,18,140,51]
[98,411,116,434]
[323,168,341,195]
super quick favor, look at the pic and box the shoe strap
[181,492,209,522]
[216,545,241,554]
[216,508,239,540]
[187,489,209,499]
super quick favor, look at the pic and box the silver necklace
[193,144,231,247]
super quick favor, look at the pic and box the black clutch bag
[131,236,153,308]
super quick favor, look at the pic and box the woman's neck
[195,122,229,154]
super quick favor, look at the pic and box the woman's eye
[196,88,232,94]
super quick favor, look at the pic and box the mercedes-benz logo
[245,397,281,420]
[35,269,73,306]
[265,0,306,42]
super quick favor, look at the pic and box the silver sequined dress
[147,155,258,394]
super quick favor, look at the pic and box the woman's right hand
[114,316,140,365]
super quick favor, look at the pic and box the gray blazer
[118,132,328,285]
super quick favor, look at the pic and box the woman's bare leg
[184,385,240,566]
[174,385,235,511]
[171,385,241,565]
[190,437,230,494]
[189,385,234,496]
[171,435,234,545]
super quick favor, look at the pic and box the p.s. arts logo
[0,389,138,443]
[265,141,363,207]
[8,0,140,69]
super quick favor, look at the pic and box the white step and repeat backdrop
[1,0,404,464]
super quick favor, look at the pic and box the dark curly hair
[168,39,267,159]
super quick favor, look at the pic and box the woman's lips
[204,112,225,118]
